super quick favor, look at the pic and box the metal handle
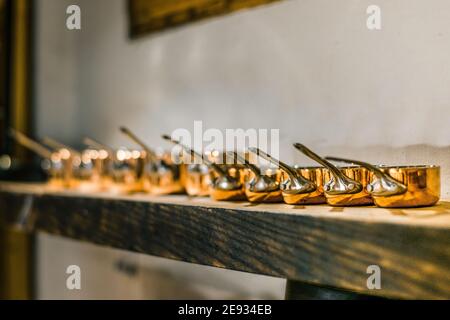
[247,147,298,180]
[161,134,228,177]
[226,151,261,177]
[9,128,53,159]
[83,137,112,153]
[42,137,80,157]
[248,147,316,194]
[293,144,344,179]
[119,126,158,162]
[325,156,407,197]
[293,143,362,195]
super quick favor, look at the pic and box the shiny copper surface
[244,167,283,203]
[372,165,440,208]
[183,164,212,197]
[323,166,373,206]
[161,135,245,201]
[281,166,326,205]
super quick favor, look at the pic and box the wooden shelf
[1,182,449,299]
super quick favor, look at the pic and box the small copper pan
[83,137,143,193]
[238,149,283,203]
[121,127,184,195]
[183,162,212,197]
[182,151,244,197]
[293,143,373,206]
[162,135,246,201]
[109,147,144,194]
[247,148,322,204]
[9,129,65,188]
[83,137,114,190]
[43,137,101,192]
[325,157,440,208]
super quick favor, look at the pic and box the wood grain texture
[1,183,449,299]
[128,0,282,37]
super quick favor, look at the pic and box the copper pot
[108,147,144,194]
[286,166,327,204]
[42,137,103,192]
[143,150,184,195]
[247,148,321,204]
[83,138,114,190]
[182,151,241,197]
[162,135,246,201]
[82,138,142,194]
[120,127,184,195]
[325,157,440,208]
[9,129,66,188]
[183,163,211,197]
[293,144,373,206]
[234,150,283,203]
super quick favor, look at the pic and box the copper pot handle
[293,143,362,195]
[247,147,294,177]
[325,156,407,197]
[226,151,261,177]
[42,137,80,158]
[247,147,316,190]
[161,134,228,178]
[120,126,159,163]
[9,128,53,159]
[83,137,113,153]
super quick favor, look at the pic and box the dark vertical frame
[8,0,34,159]
[0,0,35,300]
[0,0,10,153]
[1,0,39,182]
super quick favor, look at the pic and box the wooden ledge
[1,182,449,299]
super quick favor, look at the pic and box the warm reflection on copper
[372,165,440,208]
[323,166,374,206]
[280,166,326,205]
[141,151,185,195]
[244,167,283,203]
[183,164,211,197]
[107,148,143,194]
[209,162,247,201]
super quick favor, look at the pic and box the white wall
[34,0,81,145]
[76,0,450,147]
[37,0,450,193]
[37,233,285,300]
[34,0,450,298]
